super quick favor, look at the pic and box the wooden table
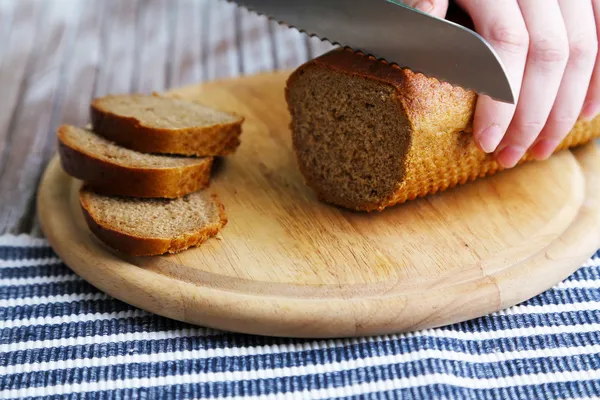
[0,0,334,236]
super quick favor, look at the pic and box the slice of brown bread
[90,93,244,156]
[285,48,600,212]
[57,124,214,198]
[80,186,227,256]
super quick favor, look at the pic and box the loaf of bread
[91,93,244,156]
[285,48,600,211]
[58,125,213,198]
[80,186,227,256]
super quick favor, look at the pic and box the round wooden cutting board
[37,71,600,338]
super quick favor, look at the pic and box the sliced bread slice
[90,93,244,156]
[80,187,227,256]
[58,124,214,198]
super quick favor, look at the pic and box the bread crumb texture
[90,93,244,156]
[59,125,205,168]
[94,94,240,129]
[82,189,223,238]
[80,188,227,256]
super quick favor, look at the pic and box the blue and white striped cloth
[1,234,600,399]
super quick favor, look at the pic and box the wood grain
[0,0,16,63]
[237,7,275,75]
[37,73,600,338]
[271,22,310,70]
[0,0,312,235]
[170,0,206,87]
[132,0,170,93]
[205,0,241,80]
[0,1,78,234]
[94,0,139,96]
[0,0,41,157]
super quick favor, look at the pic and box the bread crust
[79,188,228,257]
[90,95,244,157]
[57,125,214,199]
[286,48,600,211]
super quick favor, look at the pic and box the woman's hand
[404,0,600,168]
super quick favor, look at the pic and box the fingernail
[413,0,433,12]
[531,139,560,160]
[477,124,503,153]
[496,145,525,168]
[581,102,600,121]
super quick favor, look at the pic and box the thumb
[400,0,449,18]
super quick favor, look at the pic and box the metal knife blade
[231,0,515,104]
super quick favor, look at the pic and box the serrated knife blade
[231,0,515,104]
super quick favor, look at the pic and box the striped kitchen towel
[1,234,600,400]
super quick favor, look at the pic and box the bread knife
[230,0,516,104]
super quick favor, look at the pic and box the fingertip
[430,0,449,18]
[403,0,448,17]
[471,96,514,155]
[413,0,434,13]
[475,124,503,153]
[581,101,600,121]
[530,139,560,161]
[495,145,526,169]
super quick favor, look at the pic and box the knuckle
[487,23,529,54]
[529,37,569,65]
[549,114,578,133]
[552,113,577,126]
[516,120,546,136]
[568,36,598,65]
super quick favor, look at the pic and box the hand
[403,0,600,168]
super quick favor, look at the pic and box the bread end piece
[90,93,244,157]
[80,187,228,256]
[57,125,214,199]
[285,48,600,211]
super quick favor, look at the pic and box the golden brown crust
[90,95,244,157]
[289,47,477,126]
[57,125,214,199]
[287,48,600,211]
[79,188,228,257]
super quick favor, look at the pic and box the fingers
[401,0,449,18]
[456,0,599,168]
[529,0,598,160]
[580,0,600,121]
[455,0,528,156]
[492,0,570,168]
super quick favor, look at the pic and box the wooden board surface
[37,72,600,338]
